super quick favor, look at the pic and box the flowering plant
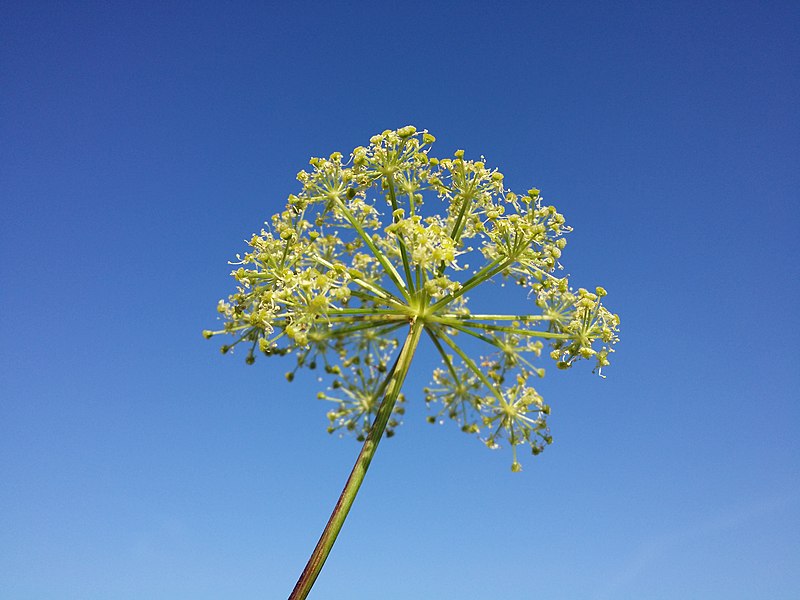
[206,126,619,598]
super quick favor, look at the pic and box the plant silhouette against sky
[207,126,619,598]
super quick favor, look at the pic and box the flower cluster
[207,126,619,470]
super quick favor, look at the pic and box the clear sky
[1,1,798,598]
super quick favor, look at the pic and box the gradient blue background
[2,2,798,598]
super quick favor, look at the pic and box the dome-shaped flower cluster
[207,126,619,470]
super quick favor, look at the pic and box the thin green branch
[436,191,473,277]
[429,256,510,312]
[333,199,410,300]
[434,327,505,406]
[435,320,501,348]
[425,327,459,381]
[386,177,416,293]
[438,313,553,322]
[325,307,408,316]
[429,316,571,340]
[312,256,405,307]
[323,317,408,337]
[428,320,542,374]
[346,289,408,312]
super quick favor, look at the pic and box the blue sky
[1,1,798,598]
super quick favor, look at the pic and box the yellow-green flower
[208,126,619,469]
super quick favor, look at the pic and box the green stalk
[289,318,425,600]
[438,313,553,322]
[325,319,406,338]
[433,327,507,407]
[429,316,571,340]
[386,177,416,292]
[429,256,510,313]
[311,256,404,306]
[333,199,410,300]
[435,191,472,277]
[425,328,457,378]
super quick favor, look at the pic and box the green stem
[434,327,506,406]
[289,318,425,600]
[324,319,406,338]
[425,327,460,381]
[428,320,546,373]
[333,199,410,300]
[347,289,408,312]
[386,177,416,292]
[428,316,571,340]
[311,257,404,307]
[436,191,472,277]
[325,308,407,316]
[438,313,553,322]
[434,319,500,347]
[429,257,510,313]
